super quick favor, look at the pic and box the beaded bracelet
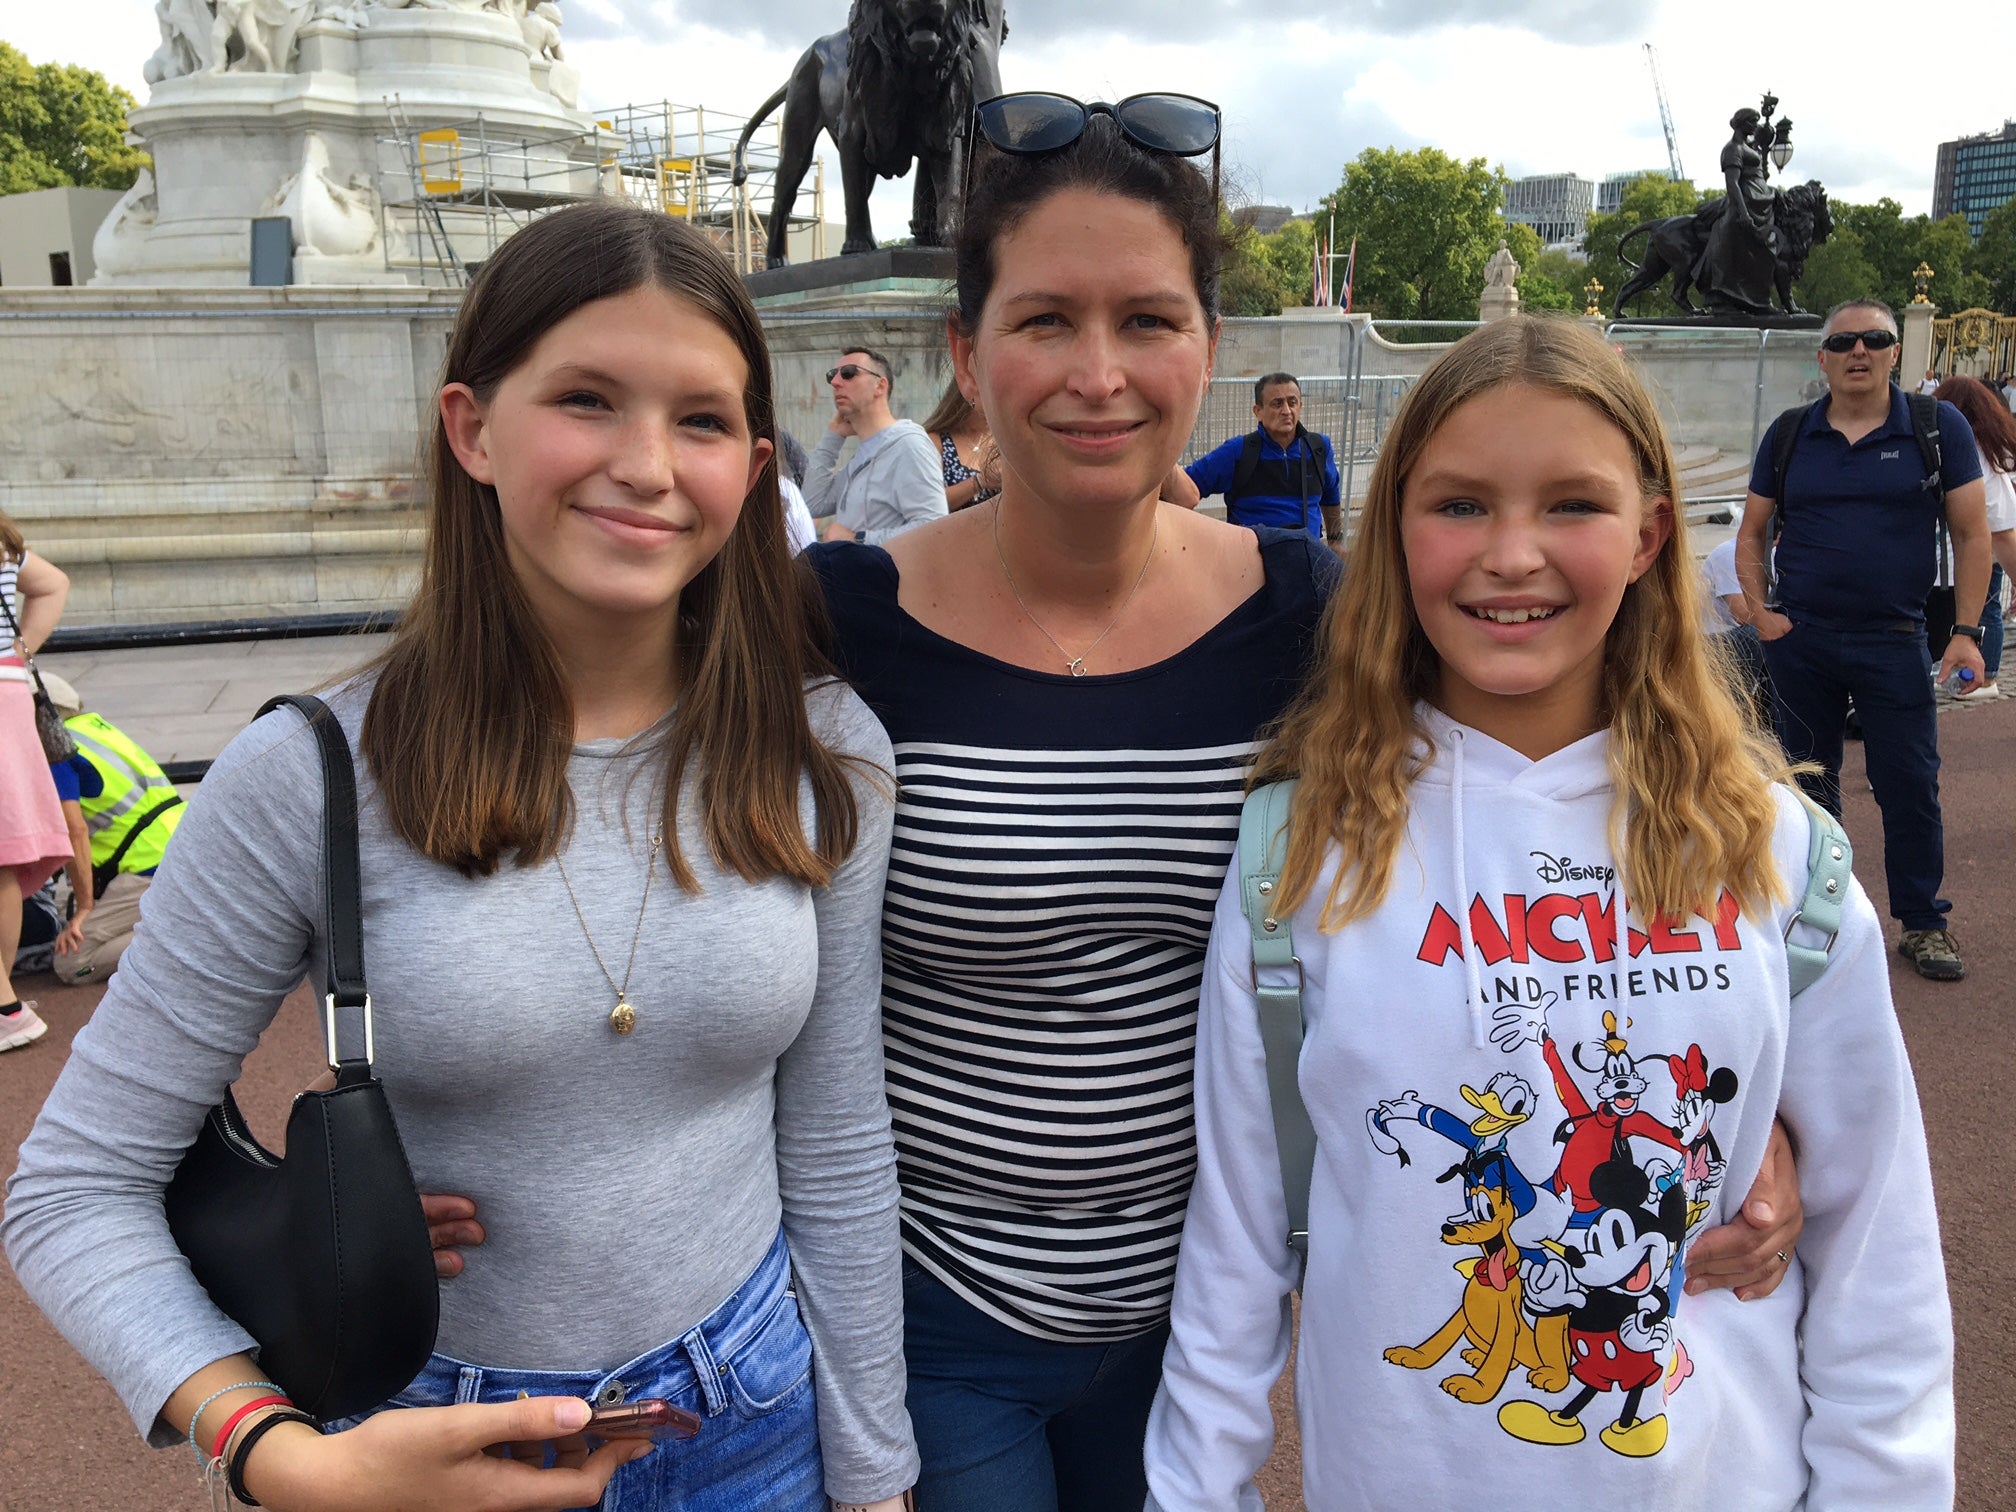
[185,1381,284,1462]
[227,1407,318,1507]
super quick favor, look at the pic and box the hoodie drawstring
[1448,729,1488,1048]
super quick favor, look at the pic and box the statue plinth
[1611,313,1822,330]
[98,6,595,287]
[742,249,956,311]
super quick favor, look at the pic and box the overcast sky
[10,0,2011,235]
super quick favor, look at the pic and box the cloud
[565,0,1655,52]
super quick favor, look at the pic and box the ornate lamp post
[1583,277,1604,317]
[1912,262,1934,305]
[1768,118,1794,173]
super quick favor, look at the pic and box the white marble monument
[99,0,596,285]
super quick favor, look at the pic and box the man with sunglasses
[804,348,947,545]
[1735,298,1992,982]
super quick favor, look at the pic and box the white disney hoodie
[1144,708,1953,1512]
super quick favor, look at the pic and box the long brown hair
[922,377,977,438]
[1254,317,1791,929]
[1932,375,2016,473]
[363,201,865,888]
[0,511,23,563]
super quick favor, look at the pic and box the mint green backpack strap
[1786,796,1853,998]
[1237,779,1314,1278]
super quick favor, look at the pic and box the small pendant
[1066,658,1088,678]
[610,995,637,1035]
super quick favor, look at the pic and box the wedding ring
[1774,1248,1791,1265]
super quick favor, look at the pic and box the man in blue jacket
[1181,374,1342,546]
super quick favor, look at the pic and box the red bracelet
[210,1395,294,1463]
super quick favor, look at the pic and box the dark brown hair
[362,200,864,889]
[1933,375,2016,473]
[953,113,1224,334]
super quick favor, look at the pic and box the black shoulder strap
[1228,430,1265,503]
[1905,391,1943,492]
[93,793,185,898]
[1768,401,1816,508]
[256,695,370,1068]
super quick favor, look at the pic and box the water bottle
[1941,667,1978,697]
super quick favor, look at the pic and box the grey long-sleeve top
[801,421,947,545]
[2,680,918,1504]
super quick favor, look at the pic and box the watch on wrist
[1951,623,1984,643]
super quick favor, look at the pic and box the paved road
[2,697,2010,1511]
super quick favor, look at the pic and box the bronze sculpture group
[1613,95,1832,322]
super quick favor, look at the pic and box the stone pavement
[38,634,391,769]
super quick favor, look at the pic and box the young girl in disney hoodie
[1144,317,1953,1510]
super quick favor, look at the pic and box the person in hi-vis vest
[39,674,182,984]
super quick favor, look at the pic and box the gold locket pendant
[610,995,638,1035]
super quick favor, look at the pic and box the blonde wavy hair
[1253,316,1792,930]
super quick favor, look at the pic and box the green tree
[1968,195,2016,312]
[0,41,148,195]
[1791,224,1879,316]
[1585,173,1702,317]
[1318,147,1506,320]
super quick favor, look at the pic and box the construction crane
[1644,43,1685,182]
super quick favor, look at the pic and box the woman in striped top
[803,99,1811,1511]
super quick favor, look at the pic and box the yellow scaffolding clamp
[659,156,694,216]
[418,128,463,195]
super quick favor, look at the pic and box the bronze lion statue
[733,0,1006,268]
[1612,180,1832,319]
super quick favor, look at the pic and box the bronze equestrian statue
[732,0,1006,268]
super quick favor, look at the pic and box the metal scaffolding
[378,97,826,285]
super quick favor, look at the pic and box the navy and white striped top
[810,530,1337,1341]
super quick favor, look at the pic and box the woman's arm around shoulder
[1143,870,1299,1512]
[1769,788,1954,1509]
[774,681,915,1505]
[2,703,333,1443]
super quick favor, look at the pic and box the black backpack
[1227,427,1331,511]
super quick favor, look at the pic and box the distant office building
[0,186,126,287]
[1596,169,1673,217]
[1505,173,1595,245]
[1932,122,2016,237]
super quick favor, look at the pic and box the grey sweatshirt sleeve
[777,682,917,1501]
[855,428,949,547]
[3,707,327,1445]
[802,430,848,520]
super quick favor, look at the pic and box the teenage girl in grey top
[3,205,916,1512]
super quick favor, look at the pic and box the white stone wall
[0,188,127,287]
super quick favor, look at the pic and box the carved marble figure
[732,0,1006,265]
[210,0,313,74]
[145,0,220,82]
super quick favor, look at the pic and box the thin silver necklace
[992,500,1158,677]
[554,831,663,1035]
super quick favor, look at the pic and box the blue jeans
[902,1261,1170,1512]
[333,1231,821,1511]
[1985,564,2006,678]
[1763,621,1949,930]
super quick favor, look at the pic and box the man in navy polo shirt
[1181,373,1342,546]
[1736,297,1992,981]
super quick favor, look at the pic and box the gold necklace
[992,500,1158,677]
[554,832,663,1035]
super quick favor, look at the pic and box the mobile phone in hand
[585,1398,703,1443]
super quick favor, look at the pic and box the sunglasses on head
[1820,329,1898,353]
[966,91,1222,202]
[825,363,886,384]
[974,91,1221,158]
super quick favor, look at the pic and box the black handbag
[163,694,439,1424]
[0,579,75,763]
